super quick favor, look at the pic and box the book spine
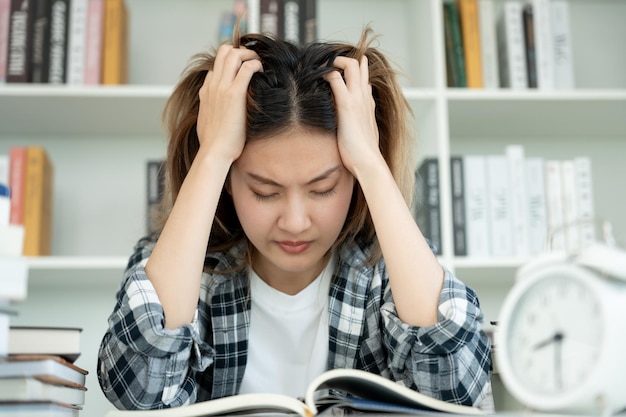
[544,159,565,251]
[444,1,466,87]
[8,146,26,225]
[246,0,260,33]
[6,0,34,83]
[22,146,53,256]
[477,0,498,89]
[146,160,166,235]
[525,157,547,255]
[458,0,483,88]
[486,155,514,257]
[47,0,69,83]
[560,159,580,252]
[522,4,537,88]
[551,0,574,89]
[83,0,104,84]
[0,0,10,82]
[463,155,489,257]
[66,0,88,84]
[29,0,50,83]
[497,1,527,89]
[102,0,127,85]
[532,0,554,89]
[302,0,315,44]
[414,158,441,255]
[506,144,528,257]
[281,0,301,45]
[574,156,595,248]
[450,156,467,256]
[260,0,281,37]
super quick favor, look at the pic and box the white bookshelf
[1,0,624,415]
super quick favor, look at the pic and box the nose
[277,195,312,234]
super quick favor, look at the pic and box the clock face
[505,273,604,396]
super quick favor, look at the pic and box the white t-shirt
[238,256,334,398]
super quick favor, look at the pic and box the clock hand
[533,331,564,350]
[555,332,563,390]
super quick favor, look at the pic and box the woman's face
[229,128,354,293]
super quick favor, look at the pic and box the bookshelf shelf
[26,256,127,270]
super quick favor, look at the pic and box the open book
[104,368,483,416]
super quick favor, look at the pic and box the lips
[277,241,311,254]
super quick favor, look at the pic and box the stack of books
[0,327,86,416]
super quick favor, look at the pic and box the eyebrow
[246,166,342,187]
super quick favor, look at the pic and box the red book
[84,0,104,84]
[8,146,26,225]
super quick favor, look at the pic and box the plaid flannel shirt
[98,236,493,411]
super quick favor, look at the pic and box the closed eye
[253,192,278,202]
[312,188,337,198]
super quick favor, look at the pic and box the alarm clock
[495,244,626,415]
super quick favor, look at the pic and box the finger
[232,59,264,92]
[360,55,370,89]
[211,44,234,83]
[330,56,361,91]
[221,48,261,83]
[323,70,348,97]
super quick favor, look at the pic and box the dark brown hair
[160,27,415,265]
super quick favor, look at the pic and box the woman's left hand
[324,56,382,177]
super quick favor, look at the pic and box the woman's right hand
[196,45,263,163]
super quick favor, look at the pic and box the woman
[97,27,493,411]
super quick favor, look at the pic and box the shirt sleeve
[97,237,215,410]
[380,268,493,409]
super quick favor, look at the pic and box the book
[84,0,104,84]
[0,257,28,301]
[477,0,498,89]
[506,144,528,257]
[0,355,88,387]
[560,159,580,251]
[101,0,128,84]
[574,156,595,248]
[260,0,281,37]
[0,402,80,416]
[463,155,489,257]
[0,376,86,405]
[522,4,537,88]
[443,1,466,87]
[414,158,441,255]
[8,326,82,363]
[22,146,53,256]
[281,0,300,45]
[450,156,467,256]
[66,0,88,84]
[457,0,483,88]
[104,368,484,417]
[496,0,527,89]
[246,0,260,33]
[146,159,166,235]
[302,0,316,45]
[8,146,27,225]
[29,0,52,83]
[525,157,548,255]
[0,153,8,185]
[6,0,36,83]
[485,154,514,257]
[0,309,9,356]
[551,0,574,89]
[531,0,554,89]
[544,159,565,250]
[47,0,70,84]
[0,0,10,82]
